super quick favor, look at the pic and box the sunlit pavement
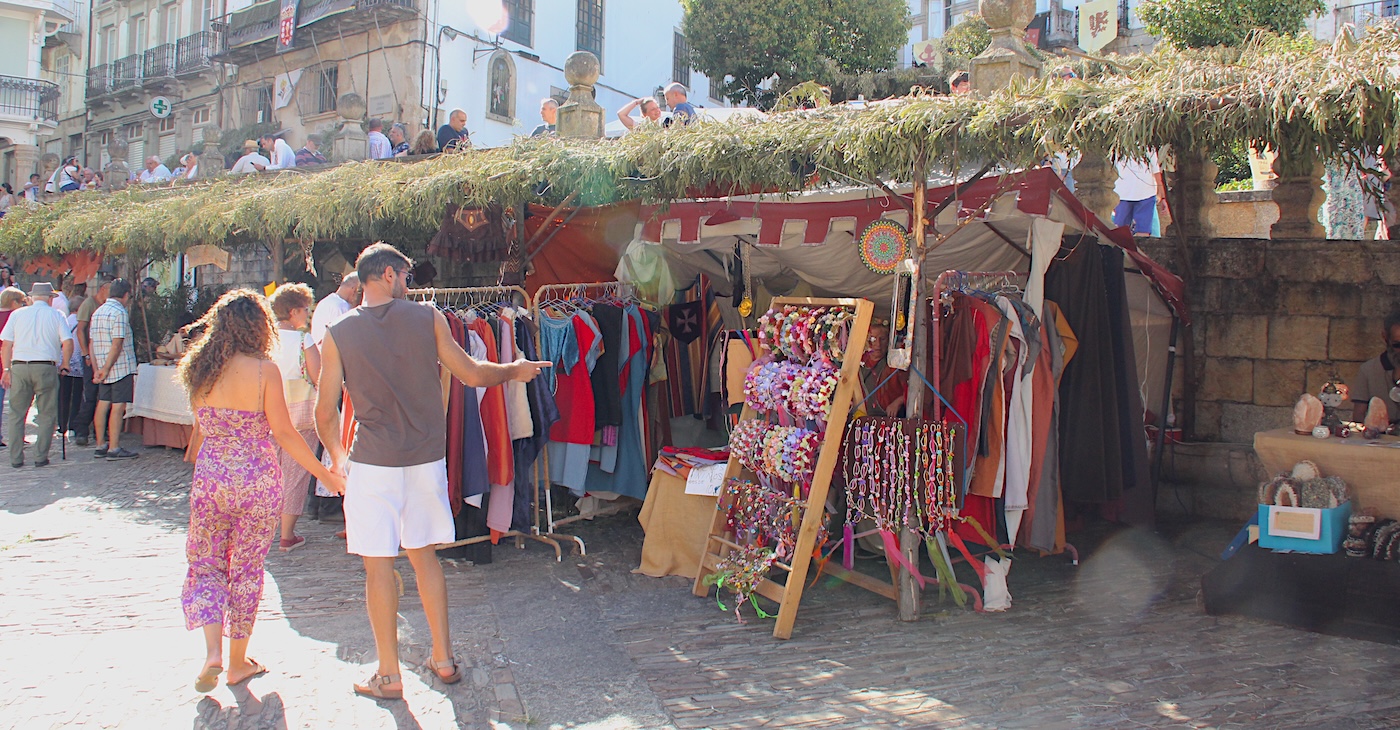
[2,426,1399,729]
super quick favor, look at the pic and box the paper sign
[1268,506,1322,540]
[1078,0,1119,54]
[685,464,727,497]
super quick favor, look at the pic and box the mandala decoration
[857,219,909,275]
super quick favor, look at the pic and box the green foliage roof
[4,29,1397,259]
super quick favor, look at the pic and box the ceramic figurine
[1318,381,1350,437]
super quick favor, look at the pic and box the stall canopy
[615,166,1184,423]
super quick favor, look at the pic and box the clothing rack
[407,285,580,561]
[926,270,1079,576]
[530,281,644,553]
[928,270,1025,422]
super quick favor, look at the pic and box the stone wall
[193,247,276,291]
[1141,238,1397,444]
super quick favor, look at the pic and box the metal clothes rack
[927,270,1081,571]
[406,285,579,561]
[530,281,644,554]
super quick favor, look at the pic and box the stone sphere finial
[979,0,1036,32]
[337,92,367,120]
[564,51,600,87]
[107,136,129,159]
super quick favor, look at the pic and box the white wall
[433,0,725,149]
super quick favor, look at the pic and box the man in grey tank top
[316,242,548,700]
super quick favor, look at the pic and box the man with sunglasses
[1350,312,1400,424]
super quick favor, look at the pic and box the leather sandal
[194,664,222,694]
[354,672,403,700]
[427,656,462,684]
[227,659,268,687]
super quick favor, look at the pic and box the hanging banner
[277,0,299,52]
[185,245,230,271]
[1078,0,1119,54]
[274,68,302,109]
[911,40,939,66]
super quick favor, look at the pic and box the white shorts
[344,458,454,557]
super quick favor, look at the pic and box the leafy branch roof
[4,28,1396,258]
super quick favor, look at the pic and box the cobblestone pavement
[2,426,1399,729]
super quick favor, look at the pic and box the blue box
[1257,502,1351,555]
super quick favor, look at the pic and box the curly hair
[267,282,314,321]
[177,289,277,398]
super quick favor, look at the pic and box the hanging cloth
[511,316,559,533]
[583,305,651,500]
[498,308,534,440]
[467,315,515,538]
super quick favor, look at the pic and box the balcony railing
[86,63,113,101]
[1336,0,1400,30]
[112,54,143,91]
[176,30,222,75]
[144,43,176,79]
[0,75,61,124]
[217,0,415,52]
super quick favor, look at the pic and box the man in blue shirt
[436,109,471,152]
[664,83,697,126]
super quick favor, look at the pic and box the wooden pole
[898,169,929,622]
[270,239,286,285]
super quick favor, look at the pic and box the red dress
[548,315,598,445]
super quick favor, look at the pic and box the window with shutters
[254,84,274,124]
[576,0,603,64]
[502,0,533,46]
[672,31,690,87]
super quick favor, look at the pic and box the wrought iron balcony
[215,0,415,64]
[86,63,113,101]
[144,43,177,80]
[1336,0,1400,31]
[0,75,61,125]
[112,54,143,92]
[176,30,222,75]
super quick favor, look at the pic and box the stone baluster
[1269,150,1325,239]
[1072,147,1119,225]
[1165,146,1218,240]
[334,93,369,162]
[970,0,1043,91]
[197,126,226,179]
[557,52,605,140]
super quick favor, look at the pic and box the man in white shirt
[311,272,361,346]
[254,133,297,171]
[138,156,173,184]
[1113,153,1167,237]
[1,282,74,468]
[367,119,392,160]
[50,280,70,322]
[230,140,271,175]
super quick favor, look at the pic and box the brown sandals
[354,672,403,700]
[194,664,222,694]
[428,656,463,684]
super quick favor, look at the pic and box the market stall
[1254,428,1400,519]
[616,167,1186,631]
[124,363,194,449]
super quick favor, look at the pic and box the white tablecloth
[127,363,194,426]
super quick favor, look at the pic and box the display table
[1202,543,1400,644]
[124,363,194,449]
[1253,428,1400,518]
[635,470,717,579]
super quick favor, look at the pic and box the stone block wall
[1142,238,1398,443]
[193,246,276,290]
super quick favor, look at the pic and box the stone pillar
[334,93,369,162]
[11,143,39,189]
[970,0,1042,92]
[1165,147,1218,239]
[197,125,225,179]
[557,52,604,140]
[1269,152,1325,240]
[39,152,60,201]
[103,137,130,191]
[1073,147,1119,224]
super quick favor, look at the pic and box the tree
[1138,0,1325,49]
[943,14,991,60]
[681,0,910,108]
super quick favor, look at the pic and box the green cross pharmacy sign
[149,96,173,119]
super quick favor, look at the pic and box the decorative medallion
[857,219,909,275]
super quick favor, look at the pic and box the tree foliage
[943,14,991,60]
[680,0,911,108]
[1139,0,1325,49]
